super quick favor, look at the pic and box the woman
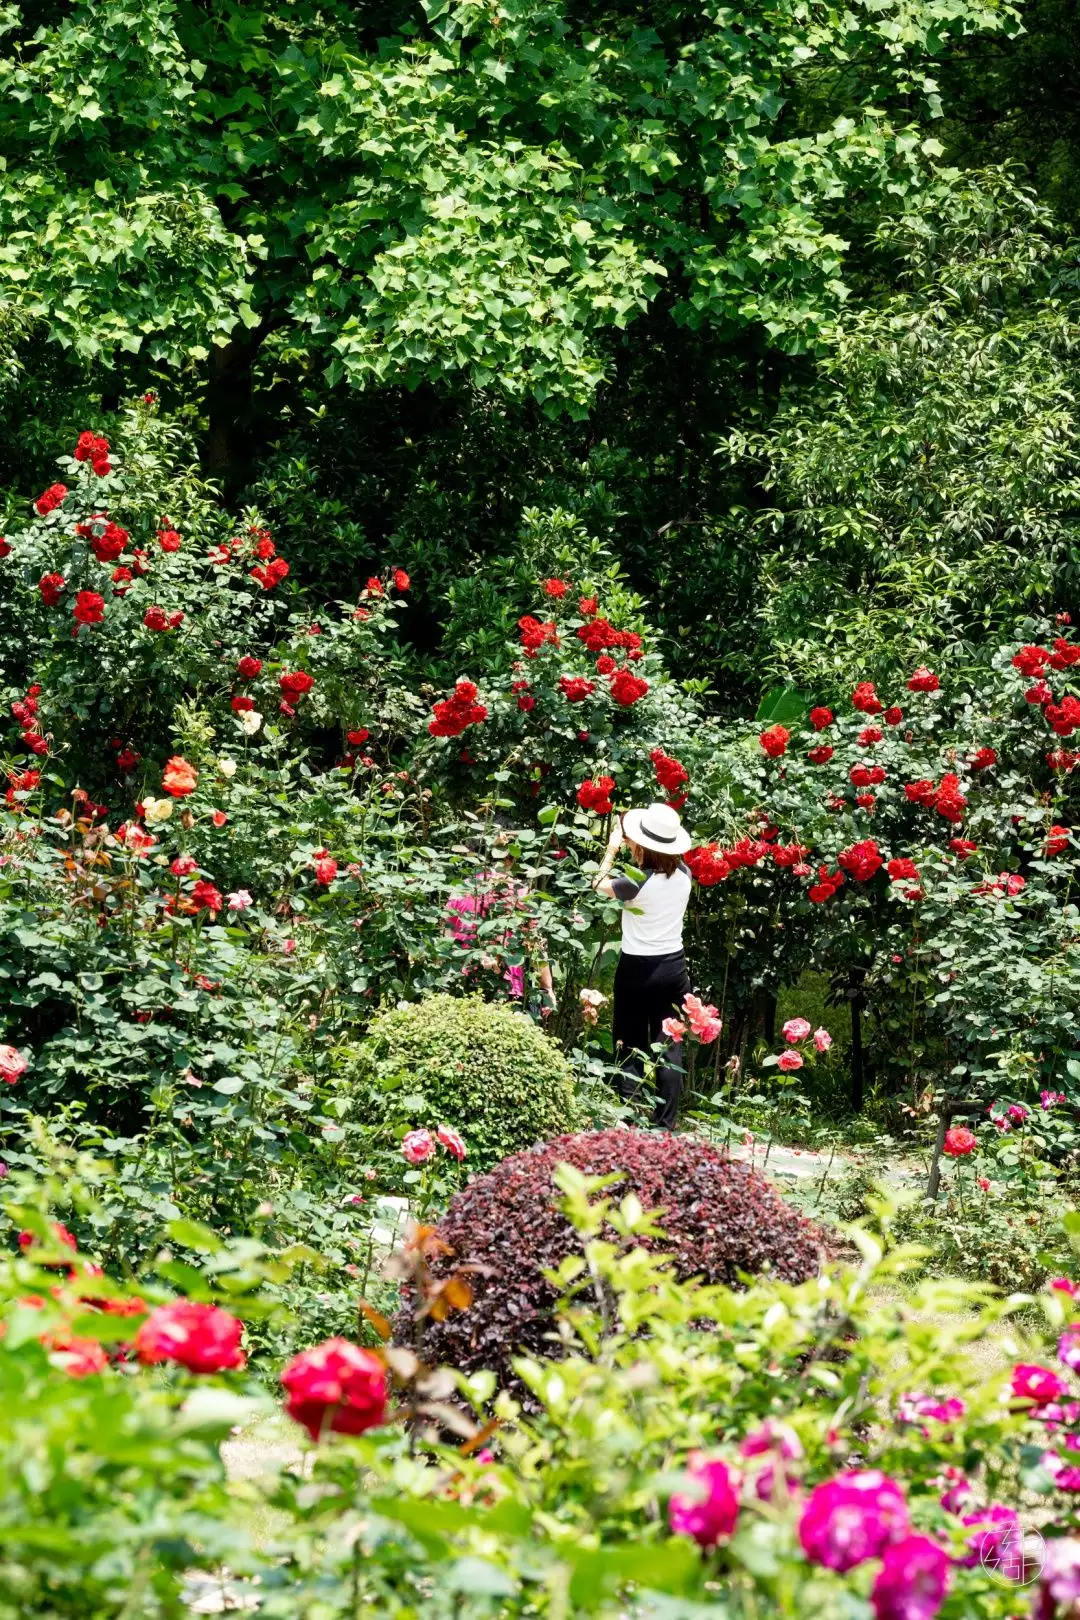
[592,802,693,1129]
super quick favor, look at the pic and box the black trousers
[611,950,692,1130]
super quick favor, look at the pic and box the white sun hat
[621,802,693,857]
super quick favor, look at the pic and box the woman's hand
[606,815,625,853]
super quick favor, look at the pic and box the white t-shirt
[611,864,691,956]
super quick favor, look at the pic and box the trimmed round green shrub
[354,994,582,1169]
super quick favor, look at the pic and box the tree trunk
[850,979,864,1112]
[205,328,267,491]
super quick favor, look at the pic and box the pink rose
[813,1027,832,1052]
[1012,1363,1069,1407]
[782,1017,812,1044]
[871,1534,949,1620]
[0,1044,27,1085]
[799,1470,910,1572]
[401,1129,435,1165]
[777,1050,804,1072]
[661,1017,686,1043]
[436,1124,467,1161]
[668,1454,740,1547]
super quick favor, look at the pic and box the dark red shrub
[409,1129,823,1387]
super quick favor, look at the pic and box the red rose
[171,855,198,876]
[250,557,289,590]
[236,656,262,680]
[943,1127,976,1157]
[949,838,978,857]
[1046,825,1071,857]
[34,483,68,516]
[231,695,255,713]
[809,706,833,730]
[884,705,903,726]
[851,681,883,715]
[38,572,65,606]
[595,655,616,675]
[576,775,615,815]
[904,779,936,807]
[191,879,223,912]
[73,591,105,626]
[111,566,132,596]
[934,773,967,824]
[543,578,568,598]
[1026,681,1052,706]
[346,728,369,746]
[759,725,790,759]
[838,839,883,882]
[279,671,315,699]
[906,666,940,693]
[651,747,689,796]
[280,1337,388,1441]
[887,857,919,881]
[144,606,170,631]
[858,726,882,745]
[517,693,536,711]
[579,596,598,617]
[559,675,595,702]
[1012,645,1048,678]
[312,850,338,885]
[392,568,410,592]
[518,616,559,656]
[807,745,834,765]
[158,529,182,553]
[135,1300,246,1373]
[609,669,649,707]
[0,537,10,559]
[88,521,128,563]
[970,747,997,771]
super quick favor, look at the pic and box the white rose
[142,796,173,824]
[219,757,237,778]
[237,710,263,736]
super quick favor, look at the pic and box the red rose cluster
[808,865,845,903]
[75,516,129,562]
[559,675,595,702]
[519,615,559,656]
[577,775,615,815]
[34,482,68,516]
[609,668,649,707]
[906,665,940,693]
[685,843,729,885]
[577,617,642,657]
[651,746,689,807]
[74,431,111,476]
[904,772,967,824]
[429,678,487,738]
[849,762,886,788]
[838,839,883,882]
[144,606,184,632]
[759,725,790,758]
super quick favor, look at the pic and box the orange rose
[162,756,198,798]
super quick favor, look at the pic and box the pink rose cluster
[770,1017,831,1071]
[662,993,722,1046]
[400,1123,468,1164]
[799,1470,949,1620]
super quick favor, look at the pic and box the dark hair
[639,846,681,877]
